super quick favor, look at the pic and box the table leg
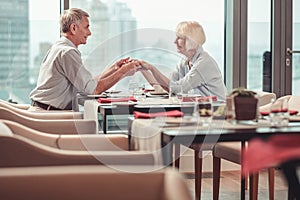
[280,159,300,200]
[174,144,180,169]
[103,114,107,134]
[249,173,259,200]
[241,141,246,200]
[161,135,173,166]
[194,148,202,200]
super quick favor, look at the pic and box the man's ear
[70,23,76,34]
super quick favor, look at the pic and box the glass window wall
[292,0,300,95]
[247,0,271,91]
[70,0,224,91]
[0,0,60,103]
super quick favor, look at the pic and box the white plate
[87,94,107,98]
[289,115,300,122]
[164,117,197,125]
[105,90,122,94]
[146,92,169,98]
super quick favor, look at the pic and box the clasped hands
[114,57,153,76]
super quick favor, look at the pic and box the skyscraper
[71,0,137,75]
[0,0,29,88]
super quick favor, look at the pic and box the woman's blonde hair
[60,8,89,33]
[176,21,206,49]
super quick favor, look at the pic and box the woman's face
[174,34,187,54]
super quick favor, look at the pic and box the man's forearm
[98,65,117,79]
[94,68,126,94]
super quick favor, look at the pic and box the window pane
[292,0,300,95]
[70,0,224,90]
[247,0,271,91]
[0,0,60,103]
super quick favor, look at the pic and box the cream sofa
[0,165,192,200]
[0,107,96,134]
[1,120,129,151]
[0,98,30,110]
[0,120,154,167]
[0,98,83,119]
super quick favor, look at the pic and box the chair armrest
[0,166,192,200]
[0,107,92,134]
[0,135,154,167]
[58,134,129,151]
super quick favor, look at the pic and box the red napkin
[144,89,155,93]
[259,110,299,116]
[242,135,300,176]
[133,110,184,119]
[98,97,137,103]
[182,96,217,102]
[289,110,299,115]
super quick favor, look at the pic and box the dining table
[81,92,224,133]
[128,115,300,200]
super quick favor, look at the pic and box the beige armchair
[1,120,129,151]
[286,95,300,112]
[0,120,154,167]
[0,165,192,200]
[0,98,83,119]
[0,98,30,110]
[213,142,275,200]
[0,107,96,134]
[255,91,277,107]
[259,95,291,113]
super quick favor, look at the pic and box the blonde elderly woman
[29,8,139,111]
[139,21,227,101]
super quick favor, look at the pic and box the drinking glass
[176,85,184,103]
[226,96,235,122]
[169,87,179,104]
[128,80,139,96]
[269,99,289,127]
[134,84,146,101]
[193,96,213,125]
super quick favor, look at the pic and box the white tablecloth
[84,100,99,133]
[132,118,164,165]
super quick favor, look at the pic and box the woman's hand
[121,60,141,76]
[139,60,154,71]
[114,57,131,69]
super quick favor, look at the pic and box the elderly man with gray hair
[29,8,139,111]
[139,21,226,101]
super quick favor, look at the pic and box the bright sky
[29,0,300,22]
[29,0,275,24]
[29,0,60,20]
[109,0,224,30]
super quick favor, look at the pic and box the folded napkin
[98,97,137,103]
[182,96,217,102]
[259,110,299,116]
[144,89,155,93]
[133,110,184,119]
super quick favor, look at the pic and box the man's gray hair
[60,8,89,33]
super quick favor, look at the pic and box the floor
[183,169,288,200]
